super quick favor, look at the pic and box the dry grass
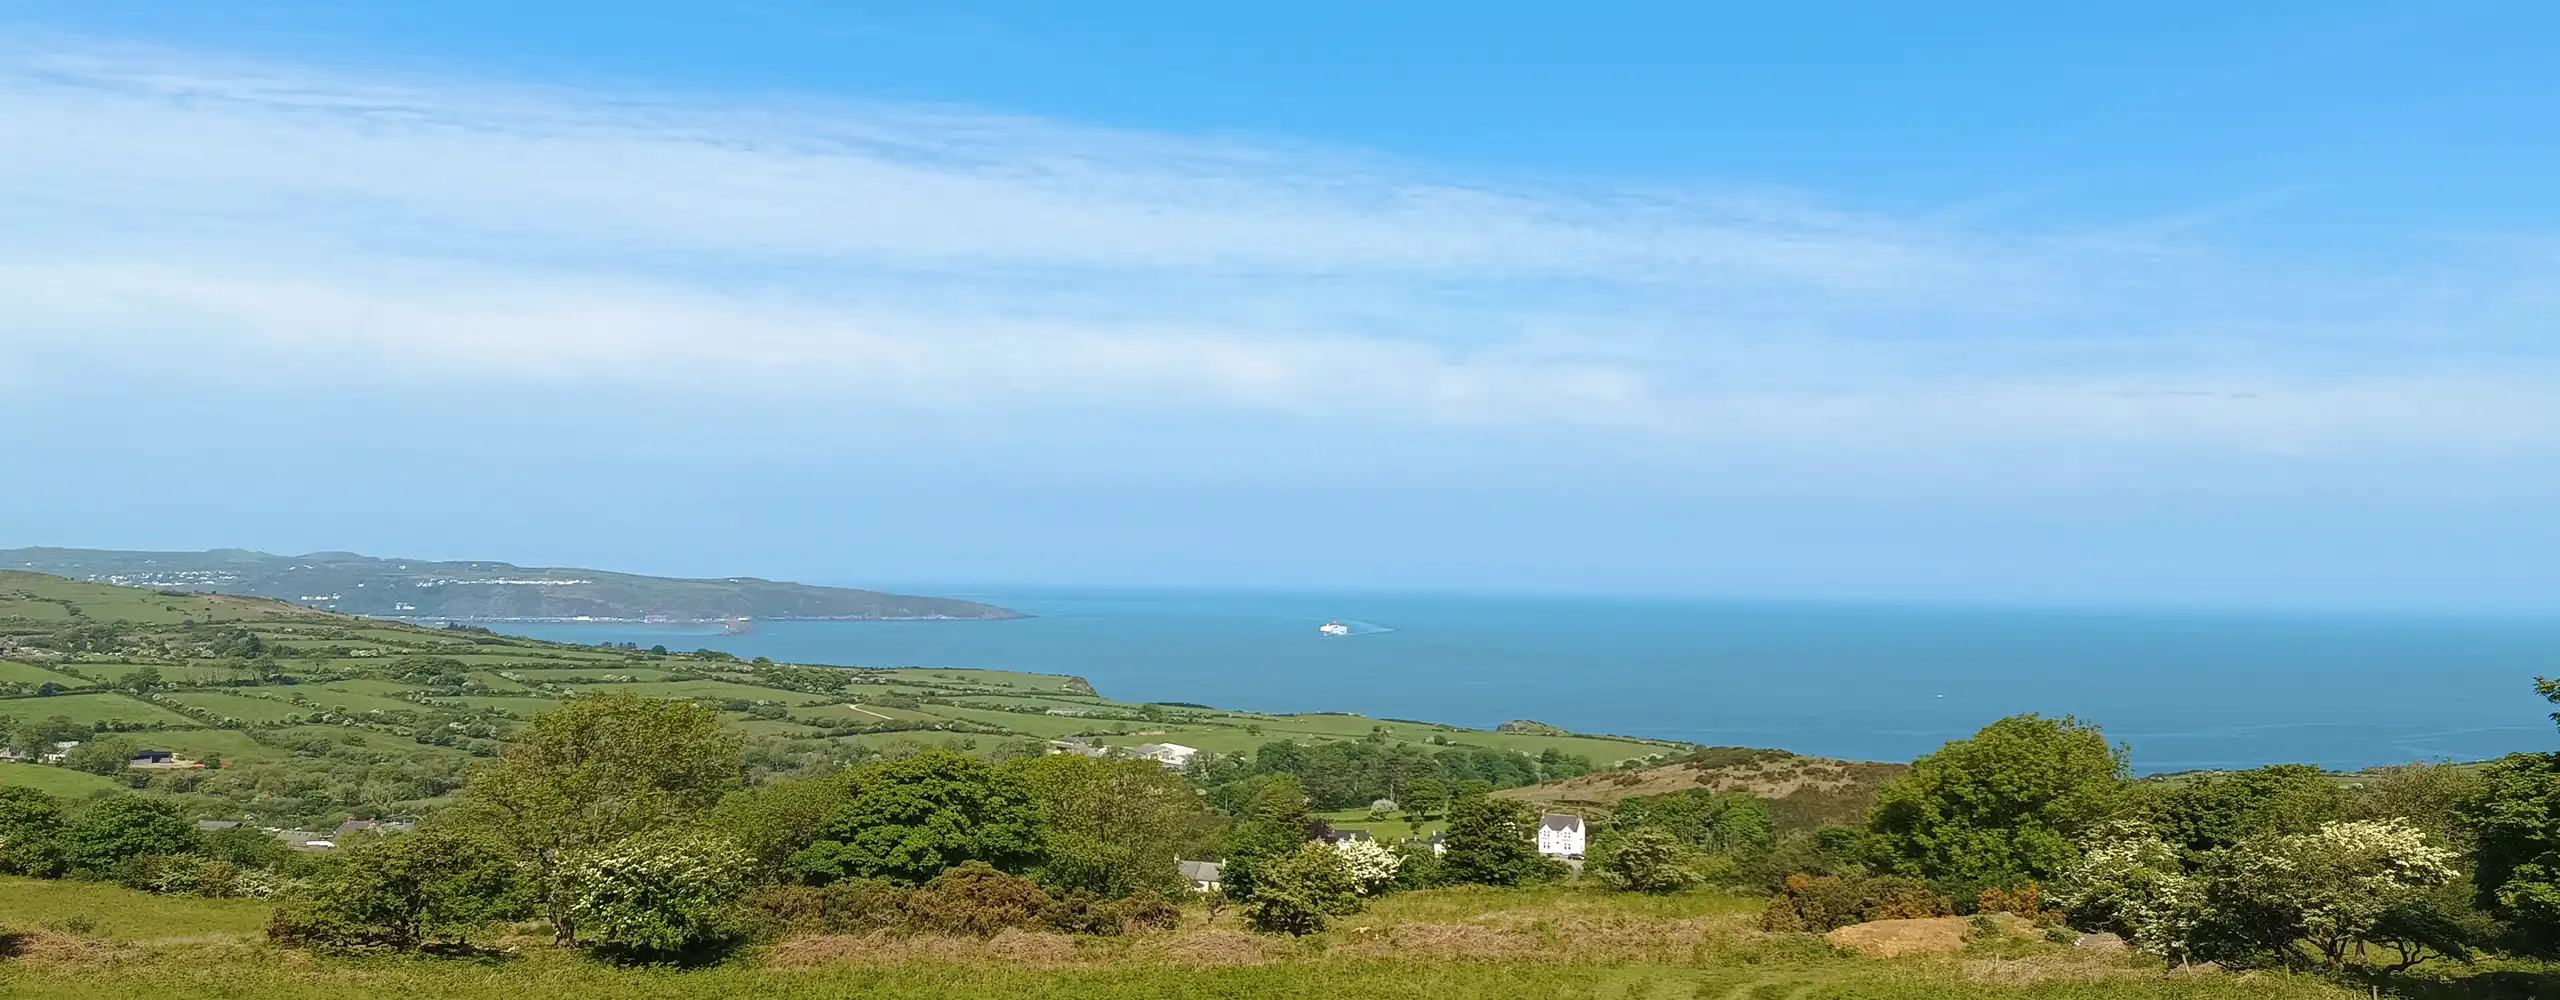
[766,929,1082,969]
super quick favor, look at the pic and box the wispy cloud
[3,37,2556,465]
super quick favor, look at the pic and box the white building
[1177,859,1224,892]
[1129,743,1199,769]
[1536,813,1586,857]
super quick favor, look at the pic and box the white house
[1177,859,1224,892]
[1129,743,1199,769]
[1536,813,1587,857]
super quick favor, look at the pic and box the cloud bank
[4,38,2557,468]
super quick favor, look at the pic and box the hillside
[0,547,1020,622]
[0,571,1686,827]
[1497,746,1908,831]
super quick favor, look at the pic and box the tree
[1615,789,1773,857]
[456,693,743,946]
[790,750,1044,885]
[2156,764,2345,856]
[562,829,751,959]
[272,829,516,950]
[60,795,197,877]
[1441,795,1552,887]
[2052,825,2202,958]
[2458,679,2560,954]
[1867,714,2130,898]
[1333,838,1403,895]
[2189,819,2458,968]
[0,786,64,876]
[1593,827,1705,894]
[1007,753,1214,899]
[1243,841,1360,935]
[66,735,139,776]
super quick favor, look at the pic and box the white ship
[1318,620,1351,637]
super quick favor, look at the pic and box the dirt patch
[1824,917,1973,959]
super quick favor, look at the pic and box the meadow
[0,876,2385,1000]
[0,571,1683,826]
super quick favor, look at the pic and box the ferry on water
[1318,620,1351,637]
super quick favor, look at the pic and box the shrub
[1243,841,1362,936]
[123,854,283,898]
[0,786,65,877]
[563,829,751,958]
[903,861,1055,937]
[738,879,912,938]
[61,795,198,878]
[1977,883,2059,924]
[1593,828,1705,894]
[268,829,515,952]
[1333,838,1402,895]
[1758,873,1952,932]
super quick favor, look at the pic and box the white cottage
[1536,813,1586,857]
[1130,743,1199,769]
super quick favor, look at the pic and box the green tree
[0,786,65,876]
[272,829,516,950]
[61,794,198,877]
[456,693,742,945]
[2457,679,2560,955]
[1441,795,1551,887]
[1867,714,2130,898]
[1242,841,1360,935]
[790,750,1043,885]
[66,735,139,777]
[1007,753,1213,898]
[1592,827,1706,894]
[1615,789,1774,856]
[2157,764,2345,856]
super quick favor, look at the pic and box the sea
[492,589,2560,774]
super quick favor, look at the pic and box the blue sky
[2,2,2555,610]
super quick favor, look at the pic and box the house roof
[1177,860,1223,882]
[196,820,241,831]
[1539,813,1585,832]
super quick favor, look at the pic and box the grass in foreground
[0,877,2400,1000]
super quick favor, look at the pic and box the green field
[0,660,92,688]
[0,691,197,727]
[0,570,1691,828]
[161,691,313,724]
[0,761,129,796]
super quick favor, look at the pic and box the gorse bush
[902,861,1054,937]
[1758,872,1950,932]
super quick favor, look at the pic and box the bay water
[496,589,2560,773]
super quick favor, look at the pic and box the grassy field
[159,691,313,724]
[0,877,2392,1000]
[1,692,197,727]
[0,660,91,688]
[0,570,1699,827]
[0,762,128,796]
